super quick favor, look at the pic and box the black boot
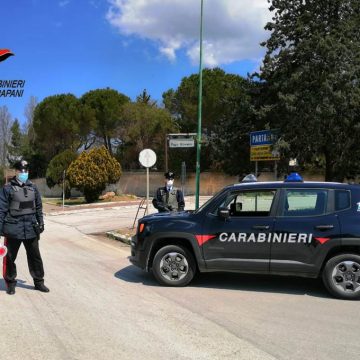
[34,283,50,292]
[6,284,15,295]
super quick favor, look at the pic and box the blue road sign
[250,130,278,146]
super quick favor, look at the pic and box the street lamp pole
[195,0,204,210]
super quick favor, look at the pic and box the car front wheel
[152,245,196,286]
[322,253,360,300]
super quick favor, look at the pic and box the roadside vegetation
[43,194,138,207]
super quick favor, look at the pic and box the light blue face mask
[17,172,29,183]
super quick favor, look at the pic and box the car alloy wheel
[152,245,196,287]
[323,253,360,300]
[159,252,189,282]
[331,260,360,293]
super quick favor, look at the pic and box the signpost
[164,133,196,171]
[250,130,280,178]
[169,138,195,148]
[139,149,157,215]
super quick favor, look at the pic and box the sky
[0,0,272,125]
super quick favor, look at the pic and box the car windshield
[194,189,226,214]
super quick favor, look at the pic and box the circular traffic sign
[139,149,157,168]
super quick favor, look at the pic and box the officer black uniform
[0,160,49,295]
[152,171,185,212]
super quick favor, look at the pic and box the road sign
[250,130,279,146]
[169,139,195,148]
[139,149,157,216]
[250,145,280,161]
[139,149,157,168]
[250,130,280,162]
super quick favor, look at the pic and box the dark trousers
[3,237,45,287]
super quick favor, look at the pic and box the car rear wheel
[322,253,360,300]
[152,245,196,286]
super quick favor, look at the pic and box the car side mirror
[218,207,230,220]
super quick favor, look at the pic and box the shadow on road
[0,278,34,292]
[115,265,157,286]
[114,265,331,299]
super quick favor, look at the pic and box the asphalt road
[1,205,359,360]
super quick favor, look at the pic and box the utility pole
[164,134,168,172]
[195,0,204,210]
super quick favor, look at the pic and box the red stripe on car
[314,237,330,245]
[195,235,216,246]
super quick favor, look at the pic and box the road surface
[0,205,359,360]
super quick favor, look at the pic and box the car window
[217,190,276,217]
[195,189,225,214]
[335,190,351,211]
[282,189,328,217]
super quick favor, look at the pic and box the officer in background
[152,171,185,212]
[0,160,49,295]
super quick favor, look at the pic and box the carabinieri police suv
[130,173,360,300]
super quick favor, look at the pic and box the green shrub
[68,146,122,203]
[46,150,78,199]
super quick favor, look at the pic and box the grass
[43,194,138,206]
[115,227,137,238]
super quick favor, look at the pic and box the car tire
[152,244,196,286]
[322,253,360,300]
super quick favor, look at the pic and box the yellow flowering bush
[68,146,121,203]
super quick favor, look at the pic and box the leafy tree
[117,101,178,170]
[21,96,47,178]
[163,68,254,171]
[24,95,38,144]
[0,106,12,167]
[7,119,24,166]
[163,68,247,133]
[27,153,48,179]
[46,150,78,199]
[68,146,122,203]
[259,0,360,181]
[81,88,130,154]
[33,94,94,163]
[211,80,260,175]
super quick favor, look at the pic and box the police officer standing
[152,171,185,212]
[0,160,49,295]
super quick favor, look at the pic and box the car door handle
[252,225,270,230]
[315,225,334,231]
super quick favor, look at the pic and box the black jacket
[152,186,185,212]
[0,177,44,240]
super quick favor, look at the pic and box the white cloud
[89,0,101,9]
[59,0,70,7]
[106,0,271,67]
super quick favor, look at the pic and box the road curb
[106,231,132,245]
